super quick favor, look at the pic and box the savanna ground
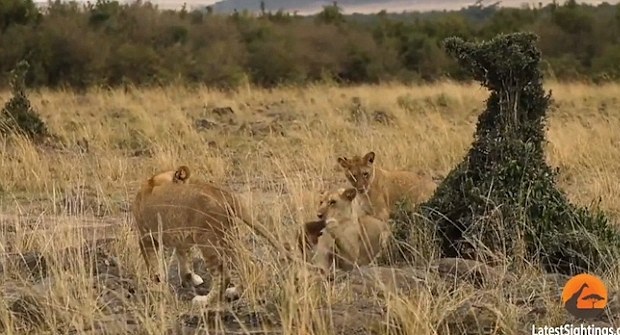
[1,81,620,334]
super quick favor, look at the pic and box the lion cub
[311,187,391,273]
[139,165,191,195]
[132,165,295,307]
[337,151,437,221]
[131,166,198,278]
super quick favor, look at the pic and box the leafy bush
[1,60,50,143]
[2,1,620,88]
[387,32,620,275]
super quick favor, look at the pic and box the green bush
[387,32,620,276]
[1,60,50,143]
[2,1,620,88]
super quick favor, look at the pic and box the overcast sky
[34,0,620,13]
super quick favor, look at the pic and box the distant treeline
[1,0,620,89]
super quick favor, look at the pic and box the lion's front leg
[375,206,390,223]
[325,221,360,267]
[311,232,336,276]
[372,222,393,264]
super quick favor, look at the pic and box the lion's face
[316,188,357,222]
[135,166,192,215]
[173,166,190,183]
[148,166,191,189]
[150,170,178,187]
[337,151,376,193]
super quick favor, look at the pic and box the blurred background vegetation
[1,0,619,89]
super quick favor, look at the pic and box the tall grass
[1,81,619,334]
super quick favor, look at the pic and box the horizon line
[30,0,620,15]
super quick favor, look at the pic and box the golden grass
[1,81,620,334]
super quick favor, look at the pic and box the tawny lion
[131,165,296,306]
[337,151,438,222]
[131,165,192,268]
[294,188,366,260]
[311,187,391,273]
[136,165,191,196]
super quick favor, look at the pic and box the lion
[337,151,438,222]
[148,165,190,188]
[293,187,369,264]
[131,165,191,249]
[131,165,297,307]
[290,189,362,263]
[311,187,391,273]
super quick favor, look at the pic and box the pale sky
[34,0,620,13]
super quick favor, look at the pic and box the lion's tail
[229,197,298,264]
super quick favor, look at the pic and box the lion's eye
[328,200,336,206]
[363,172,369,178]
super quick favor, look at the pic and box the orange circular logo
[561,273,607,319]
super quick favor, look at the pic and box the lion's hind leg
[138,233,165,283]
[191,244,240,307]
[176,247,205,288]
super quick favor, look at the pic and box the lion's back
[386,170,437,203]
[136,182,235,233]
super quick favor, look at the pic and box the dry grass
[1,81,620,334]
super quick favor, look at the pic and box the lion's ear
[174,166,191,183]
[337,156,349,169]
[341,188,357,202]
[363,151,375,165]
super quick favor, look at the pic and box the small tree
[315,1,344,25]
[1,60,50,143]
[260,0,266,16]
[386,32,620,276]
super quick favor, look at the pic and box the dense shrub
[385,32,620,276]
[0,61,50,142]
[2,1,620,89]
